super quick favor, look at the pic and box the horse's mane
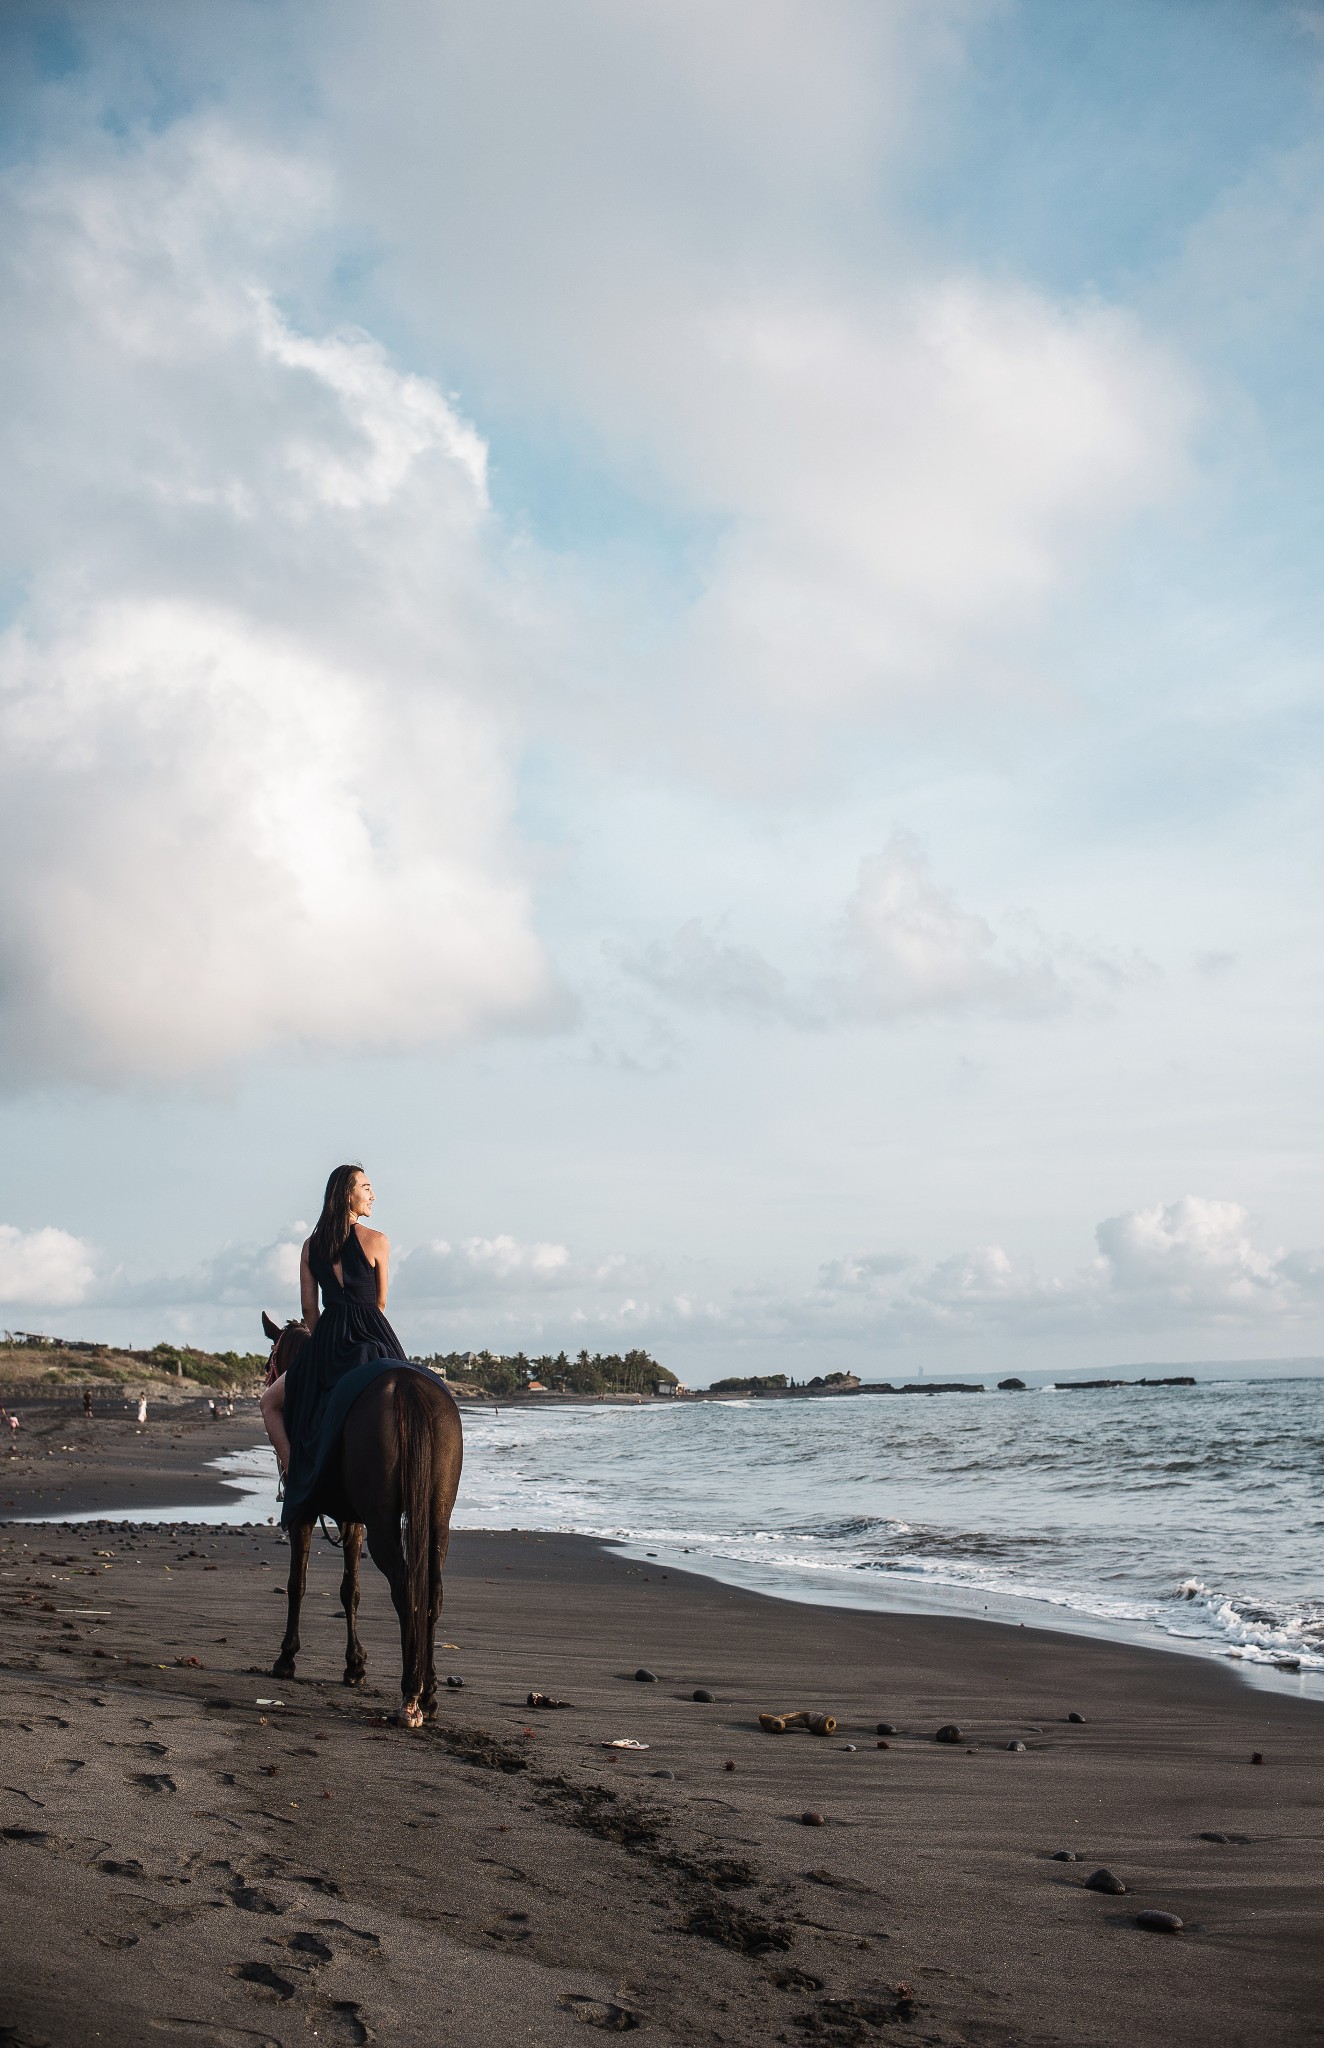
[264,1316,309,1386]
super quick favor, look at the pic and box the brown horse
[260,1314,463,1728]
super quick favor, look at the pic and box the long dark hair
[310,1162,364,1269]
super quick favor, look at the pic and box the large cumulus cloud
[0,119,558,1083]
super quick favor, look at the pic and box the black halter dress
[280,1226,410,1527]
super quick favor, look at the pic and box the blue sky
[0,1,1320,1378]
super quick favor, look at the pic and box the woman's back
[309,1224,380,1306]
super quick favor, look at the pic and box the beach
[1,1403,1322,2047]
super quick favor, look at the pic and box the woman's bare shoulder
[355,1223,389,1256]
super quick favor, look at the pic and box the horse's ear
[261,1310,283,1342]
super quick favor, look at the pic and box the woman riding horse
[261,1162,404,1511]
[260,1163,462,1726]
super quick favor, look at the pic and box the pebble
[1084,1868,1126,1895]
[445,1675,464,1689]
[1135,1911,1184,1934]
[934,1724,962,1744]
[875,1722,898,1736]
[1051,1850,1078,1862]
[1068,1711,1086,1724]
[635,1668,659,1683]
[841,1743,857,1752]
[692,1688,715,1702]
[1007,1740,1026,1752]
[876,1740,890,1750]
[1251,1751,1264,1765]
[801,1810,825,1827]
[723,1759,736,1772]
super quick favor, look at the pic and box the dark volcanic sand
[0,1409,1321,2046]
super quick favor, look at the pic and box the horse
[260,1313,464,1728]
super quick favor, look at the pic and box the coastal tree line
[415,1347,676,1397]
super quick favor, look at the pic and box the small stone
[692,1688,715,1702]
[1068,1711,1086,1724]
[842,1743,857,1752]
[934,1724,962,1744]
[1251,1751,1264,1765]
[875,1722,898,1736]
[635,1668,658,1683]
[1135,1910,1183,1934]
[801,1810,825,1827]
[1007,1740,1026,1752]
[1051,1850,1078,1862]
[445,1674,464,1689]
[723,1759,736,1772]
[876,1740,890,1750]
[1084,1868,1126,1895]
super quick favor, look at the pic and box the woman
[260,1163,407,1513]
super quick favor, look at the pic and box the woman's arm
[358,1225,390,1311]
[299,1241,320,1332]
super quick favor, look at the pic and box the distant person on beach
[259,1164,407,1514]
[137,1394,148,1423]
[83,1389,93,1419]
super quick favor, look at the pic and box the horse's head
[262,1309,309,1385]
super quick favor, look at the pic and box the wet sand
[1,1405,1321,2046]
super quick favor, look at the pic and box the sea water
[35,1376,1324,1696]
[452,1376,1324,1696]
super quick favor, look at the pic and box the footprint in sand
[558,1993,642,2031]
[229,1886,285,1916]
[130,1772,178,1794]
[228,1962,296,2002]
[279,1931,334,1962]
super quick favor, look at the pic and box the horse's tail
[394,1373,436,1689]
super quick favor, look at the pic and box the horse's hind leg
[272,1518,312,1680]
[420,1522,450,1720]
[339,1522,367,1686]
[363,1513,424,1728]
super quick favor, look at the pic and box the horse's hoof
[271,1660,296,1681]
[397,1701,424,1730]
[342,1671,366,1688]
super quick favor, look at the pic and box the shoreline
[3,1399,1321,1706]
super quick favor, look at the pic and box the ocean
[56,1375,1324,1697]
[449,1376,1324,1696]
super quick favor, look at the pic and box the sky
[0,0,1321,1381]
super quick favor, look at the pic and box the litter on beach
[255,1698,284,1707]
[758,1710,837,1736]
[602,1738,650,1750]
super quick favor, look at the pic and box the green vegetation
[708,1373,789,1393]
[415,1347,676,1397]
[145,1343,268,1389]
[0,1335,266,1391]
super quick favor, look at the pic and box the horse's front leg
[340,1522,367,1686]
[272,1519,312,1680]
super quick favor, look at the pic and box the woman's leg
[260,1373,291,1475]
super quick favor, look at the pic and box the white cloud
[0,121,558,1083]
[395,1236,574,1297]
[321,2,1196,718]
[757,1196,1324,1347]
[0,1225,97,1308]
[621,834,1070,1024]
